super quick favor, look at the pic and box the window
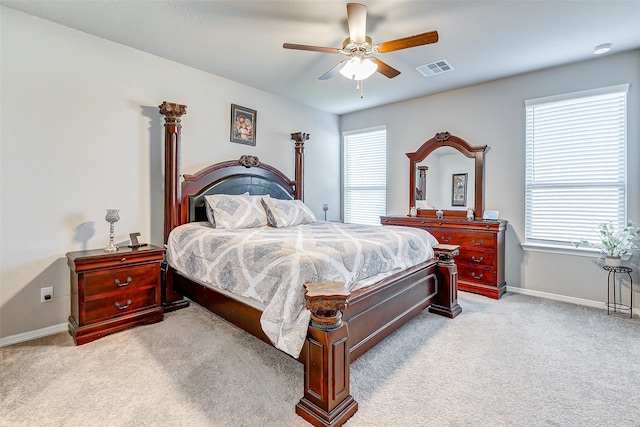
[343,127,387,225]
[524,84,628,251]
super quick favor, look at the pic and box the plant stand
[603,265,634,318]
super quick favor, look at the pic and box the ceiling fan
[283,3,438,88]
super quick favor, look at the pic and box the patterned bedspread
[166,221,438,357]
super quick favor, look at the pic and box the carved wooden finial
[159,102,187,123]
[290,132,310,143]
[303,282,350,331]
[238,155,260,168]
[433,244,460,264]
[435,131,451,142]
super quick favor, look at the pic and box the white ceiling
[3,0,640,115]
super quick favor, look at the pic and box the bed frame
[158,102,461,427]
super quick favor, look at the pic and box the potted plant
[576,221,640,266]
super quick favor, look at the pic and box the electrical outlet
[41,286,54,303]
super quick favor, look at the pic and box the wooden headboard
[158,101,309,243]
[180,155,297,224]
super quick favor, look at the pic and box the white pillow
[261,196,317,228]
[204,193,268,229]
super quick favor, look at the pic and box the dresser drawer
[84,287,158,323]
[428,228,496,250]
[458,265,495,285]
[456,249,496,268]
[84,263,159,297]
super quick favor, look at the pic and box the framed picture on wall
[451,173,467,207]
[230,104,256,146]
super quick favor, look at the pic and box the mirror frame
[407,131,487,219]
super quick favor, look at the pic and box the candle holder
[104,209,120,253]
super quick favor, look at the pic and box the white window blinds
[524,84,628,248]
[343,127,387,225]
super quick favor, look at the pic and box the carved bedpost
[429,244,463,318]
[159,101,187,243]
[297,282,358,427]
[291,132,309,201]
[159,101,189,313]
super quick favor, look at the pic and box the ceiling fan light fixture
[339,57,378,81]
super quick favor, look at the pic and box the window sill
[521,242,599,258]
[521,242,632,261]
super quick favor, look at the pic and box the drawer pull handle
[441,236,452,243]
[471,272,484,280]
[472,239,484,246]
[472,256,484,263]
[114,299,132,310]
[120,257,127,263]
[114,277,132,287]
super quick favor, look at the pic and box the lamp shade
[339,57,378,80]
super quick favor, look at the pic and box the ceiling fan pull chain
[359,79,364,99]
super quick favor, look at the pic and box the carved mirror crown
[407,132,487,219]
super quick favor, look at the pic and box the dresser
[66,245,164,345]
[381,216,507,299]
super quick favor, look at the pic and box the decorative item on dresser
[66,245,164,345]
[382,131,507,299]
[381,216,506,299]
[158,101,461,427]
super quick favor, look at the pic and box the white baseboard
[506,285,639,316]
[0,323,68,347]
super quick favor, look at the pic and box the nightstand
[66,245,164,345]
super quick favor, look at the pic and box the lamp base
[104,242,118,253]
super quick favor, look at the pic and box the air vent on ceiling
[416,59,454,77]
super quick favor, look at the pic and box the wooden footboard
[298,244,460,427]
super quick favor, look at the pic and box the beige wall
[0,7,340,340]
[341,50,640,307]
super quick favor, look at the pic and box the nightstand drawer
[84,263,159,297]
[84,287,158,323]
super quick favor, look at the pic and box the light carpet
[1,292,639,427]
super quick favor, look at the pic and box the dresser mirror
[407,132,487,219]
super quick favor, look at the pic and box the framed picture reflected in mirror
[451,173,467,207]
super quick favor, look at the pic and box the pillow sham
[261,196,317,228]
[204,193,268,229]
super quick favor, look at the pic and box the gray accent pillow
[261,196,317,228]
[204,193,268,229]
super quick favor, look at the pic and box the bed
[158,101,461,427]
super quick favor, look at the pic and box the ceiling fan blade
[283,43,340,54]
[376,31,439,53]
[346,3,367,44]
[319,60,348,80]
[371,58,401,79]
